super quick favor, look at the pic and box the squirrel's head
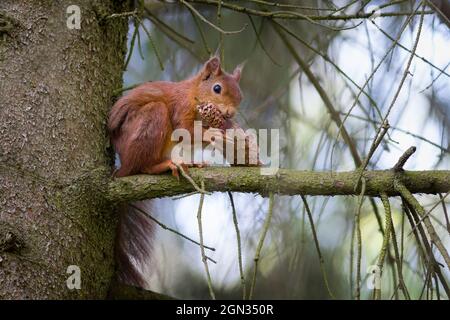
[194,57,243,119]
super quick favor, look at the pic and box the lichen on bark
[107,168,450,203]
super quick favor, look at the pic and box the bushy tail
[115,201,155,289]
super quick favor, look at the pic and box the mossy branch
[106,168,450,203]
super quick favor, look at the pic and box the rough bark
[107,168,450,202]
[0,0,130,299]
[0,0,448,300]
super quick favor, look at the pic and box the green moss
[106,168,450,203]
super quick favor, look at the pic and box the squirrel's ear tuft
[232,61,246,82]
[201,57,221,80]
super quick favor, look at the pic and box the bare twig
[187,7,212,55]
[393,146,417,171]
[183,0,433,21]
[388,207,411,299]
[173,191,199,200]
[135,17,164,70]
[145,8,195,44]
[248,15,280,66]
[375,193,392,300]
[402,199,450,297]
[355,120,390,189]
[395,181,450,271]
[129,203,216,251]
[372,22,450,79]
[409,191,450,235]
[439,193,450,234]
[301,195,335,299]
[354,177,366,300]
[175,163,211,195]
[197,181,216,299]
[228,191,246,299]
[332,4,420,170]
[336,111,450,154]
[274,23,362,168]
[124,19,140,70]
[361,2,425,178]
[180,0,247,34]
[248,193,274,299]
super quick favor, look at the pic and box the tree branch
[106,168,450,203]
[183,0,433,21]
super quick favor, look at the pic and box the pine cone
[196,103,225,129]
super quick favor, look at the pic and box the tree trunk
[0,0,130,299]
[1,0,449,300]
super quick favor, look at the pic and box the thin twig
[228,191,246,300]
[360,2,425,180]
[393,146,417,171]
[136,17,164,70]
[336,111,450,154]
[180,0,247,34]
[145,8,195,44]
[248,193,274,300]
[388,206,411,299]
[375,193,393,300]
[136,22,145,60]
[248,15,280,66]
[439,193,450,234]
[188,7,212,55]
[175,163,211,195]
[242,0,337,11]
[124,19,140,70]
[197,181,216,299]
[354,177,366,300]
[216,0,224,62]
[173,191,199,200]
[184,0,433,21]
[301,195,335,299]
[331,4,420,170]
[146,11,203,61]
[372,22,450,79]
[129,203,216,251]
[408,191,450,235]
[272,20,380,114]
[395,181,450,271]
[273,22,362,168]
[402,200,450,297]
[355,120,390,189]
[113,83,140,96]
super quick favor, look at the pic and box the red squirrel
[109,56,242,178]
[108,57,243,288]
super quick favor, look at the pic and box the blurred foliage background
[118,0,450,299]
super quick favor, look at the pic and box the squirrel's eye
[213,84,222,94]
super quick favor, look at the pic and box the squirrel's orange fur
[108,57,242,178]
[108,57,243,288]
